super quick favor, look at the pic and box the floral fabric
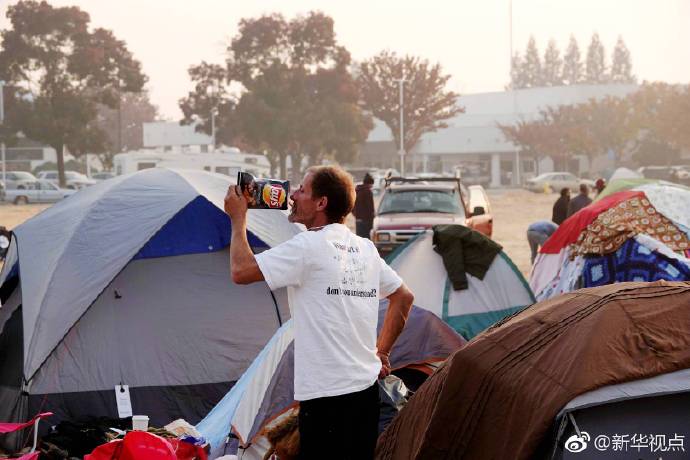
[635,184,690,231]
[575,196,690,256]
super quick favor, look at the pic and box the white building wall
[363,84,639,187]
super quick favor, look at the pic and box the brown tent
[376,281,690,460]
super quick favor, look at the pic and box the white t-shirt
[255,223,402,401]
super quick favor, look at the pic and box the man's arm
[225,185,264,285]
[377,283,414,378]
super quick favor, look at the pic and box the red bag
[85,431,176,460]
[85,431,207,460]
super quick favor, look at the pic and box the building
[359,84,638,187]
[2,138,57,172]
[143,121,213,152]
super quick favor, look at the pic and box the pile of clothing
[531,182,690,301]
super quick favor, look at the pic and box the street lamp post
[0,81,5,184]
[396,78,407,176]
[211,108,216,151]
[509,0,521,186]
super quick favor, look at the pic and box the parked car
[91,171,116,181]
[638,165,690,185]
[524,172,594,193]
[371,177,493,256]
[36,170,96,189]
[2,171,39,189]
[4,180,76,204]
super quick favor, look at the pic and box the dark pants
[298,382,380,460]
[356,219,373,239]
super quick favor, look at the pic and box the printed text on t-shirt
[326,287,378,297]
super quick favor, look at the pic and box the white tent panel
[31,250,286,394]
[388,233,446,317]
[232,322,294,444]
[11,168,300,382]
[389,231,533,319]
[448,254,534,316]
[15,169,198,380]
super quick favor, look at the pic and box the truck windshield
[378,190,464,216]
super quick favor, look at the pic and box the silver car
[2,171,39,189]
[36,170,96,189]
[4,180,76,204]
[525,172,594,193]
[91,171,116,182]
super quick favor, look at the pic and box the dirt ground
[486,188,556,276]
[0,189,555,277]
[0,203,51,231]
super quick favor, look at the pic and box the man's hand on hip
[224,185,248,221]
[378,351,391,379]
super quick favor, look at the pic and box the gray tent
[0,168,299,447]
[550,368,690,460]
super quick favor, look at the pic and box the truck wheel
[14,196,28,205]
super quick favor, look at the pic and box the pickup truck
[371,177,493,256]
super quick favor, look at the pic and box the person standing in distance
[224,165,414,460]
[353,172,376,239]
[567,184,593,217]
[552,188,570,225]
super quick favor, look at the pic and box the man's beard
[288,203,298,222]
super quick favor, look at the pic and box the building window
[522,159,535,173]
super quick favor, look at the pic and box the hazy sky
[1,0,689,119]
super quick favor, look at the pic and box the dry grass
[0,203,51,231]
[487,188,556,277]
[0,189,555,277]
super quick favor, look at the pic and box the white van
[113,149,271,178]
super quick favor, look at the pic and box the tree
[509,53,528,89]
[628,82,690,153]
[500,95,636,170]
[522,36,543,87]
[179,62,234,148]
[181,12,371,180]
[585,33,607,84]
[632,134,679,166]
[95,91,158,170]
[610,37,635,84]
[0,1,146,186]
[498,118,558,173]
[500,83,690,172]
[542,39,563,86]
[562,35,583,85]
[357,50,462,161]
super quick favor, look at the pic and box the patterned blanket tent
[531,182,690,301]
